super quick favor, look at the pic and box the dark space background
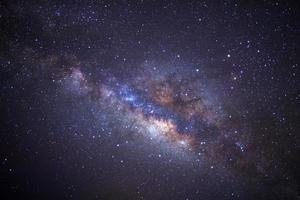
[0,1,299,199]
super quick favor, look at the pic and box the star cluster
[1,1,299,200]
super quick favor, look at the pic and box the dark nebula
[1,1,299,200]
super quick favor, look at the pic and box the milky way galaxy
[1,1,299,200]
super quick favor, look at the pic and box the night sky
[1,1,300,199]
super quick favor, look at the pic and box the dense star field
[1,1,299,199]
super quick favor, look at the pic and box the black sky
[1,1,300,200]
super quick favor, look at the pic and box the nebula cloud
[1,1,298,200]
